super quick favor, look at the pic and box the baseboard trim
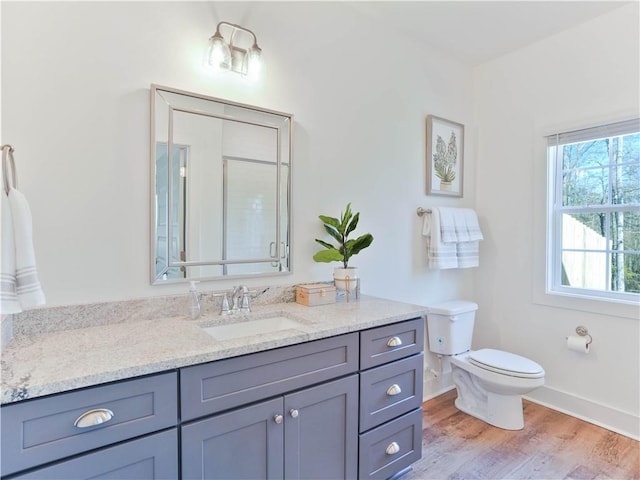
[423,385,455,402]
[524,385,639,440]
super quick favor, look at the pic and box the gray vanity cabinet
[358,318,424,480]
[180,333,360,480]
[181,397,284,479]
[1,316,425,480]
[182,375,358,480]
[0,372,178,479]
[10,429,178,480]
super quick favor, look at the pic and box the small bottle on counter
[187,281,201,319]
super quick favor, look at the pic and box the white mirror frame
[150,84,293,284]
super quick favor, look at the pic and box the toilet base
[454,391,524,430]
[452,366,526,430]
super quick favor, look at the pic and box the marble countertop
[1,296,428,405]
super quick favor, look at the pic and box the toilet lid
[469,349,545,378]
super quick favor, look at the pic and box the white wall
[473,4,640,438]
[1,1,476,308]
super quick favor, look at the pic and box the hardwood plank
[405,390,640,480]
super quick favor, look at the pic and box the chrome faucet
[219,285,251,315]
[232,285,250,312]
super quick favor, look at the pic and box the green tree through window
[548,119,640,301]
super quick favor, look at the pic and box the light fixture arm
[214,21,260,49]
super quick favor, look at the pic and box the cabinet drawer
[1,372,177,477]
[181,333,358,421]
[11,429,178,480]
[358,408,422,480]
[359,353,423,432]
[360,318,424,370]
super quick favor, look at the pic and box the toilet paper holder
[567,325,593,346]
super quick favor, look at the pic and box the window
[546,119,640,303]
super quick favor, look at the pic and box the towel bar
[416,207,432,217]
[2,144,17,195]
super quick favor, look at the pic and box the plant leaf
[323,224,342,243]
[319,214,341,230]
[340,203,352,233]
[313,249,344,263]
[345,211,360,237]
[344,233,374,261]
[314,239,337,250]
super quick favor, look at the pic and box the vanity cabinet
[181,318,424,480]
[182,375,358,479]
[358,318,424,480]
[1,315,425,480]
[0,372,178,479]
[180,333,359,479]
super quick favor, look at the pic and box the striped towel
[438,207,458,243]
[439,207,484,243]
[456,241,480,268]
[456,208,483,268]
[1,192,21,313]
[0,188,45,313]
[423,207,457,269]
[422,207,483,269]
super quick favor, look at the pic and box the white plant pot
[333,267,359,292]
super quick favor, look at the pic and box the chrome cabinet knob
[74,408,114,428]
[274,414,283,424]
[386,384,402,396]
[386,442,400,455]
[289,409,299,418]
[386,336,402,347]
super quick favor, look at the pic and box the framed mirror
[150,84,292,284]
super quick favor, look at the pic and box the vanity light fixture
[207,21,263,81]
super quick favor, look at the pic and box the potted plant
[433,132,457,190]
[313,203,374,292]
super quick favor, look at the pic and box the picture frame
[426,115,464,197]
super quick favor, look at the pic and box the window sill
[533,288,639,320]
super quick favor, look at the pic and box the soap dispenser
[187,281,201,319]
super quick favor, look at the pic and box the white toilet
[426,300,545,430]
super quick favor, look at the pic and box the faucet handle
[240,292,251,312]
[221,293,231,315]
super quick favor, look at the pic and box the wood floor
[405,389,640,480]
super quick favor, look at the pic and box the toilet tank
[427,300,478,355]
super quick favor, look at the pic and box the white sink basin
[202,315,312,341]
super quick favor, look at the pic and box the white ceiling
[348,1,633,66]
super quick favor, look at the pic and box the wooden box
[295,283,337,306]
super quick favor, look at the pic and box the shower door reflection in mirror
[151,85,292,284]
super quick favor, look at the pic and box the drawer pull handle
[386,384,402,396]
[274,414,284,424]
[386,336,402,347]
[386,442,400,455]
[74,408,114,428]
[289,409,299,419]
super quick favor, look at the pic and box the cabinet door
[181,397,284,480]
[13,429,178,480]
[284,374,358,480]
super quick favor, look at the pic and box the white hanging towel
[1,192,21,313]
[423,207,458,269]
[450,207,483,268]
[437,207,458,243]
[0,188,45,313]
[422,207,483,269]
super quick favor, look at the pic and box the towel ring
[2,144,17,195]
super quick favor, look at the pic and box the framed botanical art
[426,115,464,197]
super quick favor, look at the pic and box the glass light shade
[208,34,231,70]
[246,45,262,81]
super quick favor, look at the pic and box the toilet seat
[468,349,545,379]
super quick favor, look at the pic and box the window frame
[546,118,640,305]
